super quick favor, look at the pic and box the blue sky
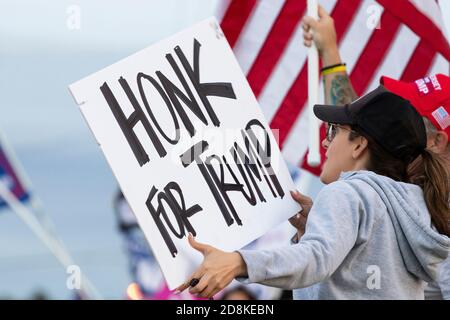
[0,0,449,299]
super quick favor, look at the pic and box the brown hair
[349,129,450,236]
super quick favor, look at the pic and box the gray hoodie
[238,171,450,299]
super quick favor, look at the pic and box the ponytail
[408,150,450,236]
[349,129,450,236]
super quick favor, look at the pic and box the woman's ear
[352,136,369,159]
[429,131,449,154]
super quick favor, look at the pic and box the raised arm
[302,5,358,105]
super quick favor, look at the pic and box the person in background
[302,5,450,300]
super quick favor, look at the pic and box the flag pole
[307,0,321,167]
[0,180,102,299]
[0,131,102,298]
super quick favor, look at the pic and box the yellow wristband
[322,65,347,76]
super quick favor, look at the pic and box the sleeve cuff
[235,249,268,284]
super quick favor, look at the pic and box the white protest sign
[69,17,300,289]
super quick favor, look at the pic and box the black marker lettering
[137,72,180,144]
[223,155,257,206]
[175,39,237,127]
[245,120,284,198]
[102,39,236,167]
[180,141,235,226]
[146,182,202,257]
[205,155,242,225]
[100,80,166,166]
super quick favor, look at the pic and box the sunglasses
[326,123,356,142]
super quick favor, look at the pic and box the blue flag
[0,143,30,209]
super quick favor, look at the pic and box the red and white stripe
[219,0,450,192]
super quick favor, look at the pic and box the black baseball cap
[313,86,427,162]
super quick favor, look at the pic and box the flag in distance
[0,137,30,209]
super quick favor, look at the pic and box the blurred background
[1,0,449,299]
[0,0,222,300]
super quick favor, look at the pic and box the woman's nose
[321,138,329,149]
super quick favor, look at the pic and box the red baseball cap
[380,74,450,136]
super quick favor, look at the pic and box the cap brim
[313,104,354,124]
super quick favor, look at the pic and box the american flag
[218,0,450,186]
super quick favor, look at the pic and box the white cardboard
[69,17,300,289]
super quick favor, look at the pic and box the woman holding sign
[175,86,450,299]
